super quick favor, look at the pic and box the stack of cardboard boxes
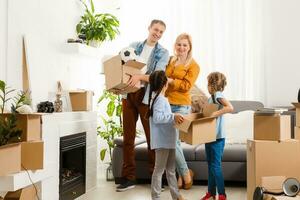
[247,109,300,200]
[0,114,44,200]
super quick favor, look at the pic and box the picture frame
[48,91,72,112]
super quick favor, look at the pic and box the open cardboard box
[247,139,300,200]
[176,104,218,145]
[103,55,146,94]
[292,103,300,127]
[254,113,291,141]
[0,113,42,142]
[69,90,93,111]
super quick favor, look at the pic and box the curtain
[104,0,265,102]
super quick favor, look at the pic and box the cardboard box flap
[103,55,122,66]
[203,104,218,117]
[292,102,300,108]
[124,60,146,69]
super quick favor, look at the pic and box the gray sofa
[112,101,265,184]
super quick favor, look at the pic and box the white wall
[0,0,120,109]
[0,0,7,81]
[264,0,300,106]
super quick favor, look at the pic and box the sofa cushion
[195,143,246,162]
[135,142,199,161]
[114,135,146,147]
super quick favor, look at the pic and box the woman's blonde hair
[170,33,193,66]
[207,72,227,93]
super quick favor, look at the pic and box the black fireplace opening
[59,132,86,200]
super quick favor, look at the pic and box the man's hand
[127,74,141,87]
[174,113,184,124]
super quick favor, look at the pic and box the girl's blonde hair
[170,33,193,66]
[207,72,227,93]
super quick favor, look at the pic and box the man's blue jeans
[205,138,226,195]
[170,105,190,177]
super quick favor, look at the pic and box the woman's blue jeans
[205,138,226,195]
[170,105,191,177]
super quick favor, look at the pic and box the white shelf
[65,43,102,58]
[0,163,56,191]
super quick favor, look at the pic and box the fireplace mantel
[0,112,98,200]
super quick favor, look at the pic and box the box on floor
[103,55,146,94]
[247,139,300,200]
[254,113,291,141]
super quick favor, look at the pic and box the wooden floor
[79,178,247,200]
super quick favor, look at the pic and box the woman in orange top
[165,33,200,190]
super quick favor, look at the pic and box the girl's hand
[174,113,184,124]
[167,78,174,84]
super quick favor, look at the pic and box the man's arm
[127,49,169,87]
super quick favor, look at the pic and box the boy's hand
[174,113,184,124]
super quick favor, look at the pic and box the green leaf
[107,101,115,117]
[116,105,122,117]
[100,149,107,161]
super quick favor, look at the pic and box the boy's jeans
[170,105,190,176]
[205,138,226,195]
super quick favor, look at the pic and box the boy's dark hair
[147,70,167,118]
[207,72,227,93]
[150,19,166,28]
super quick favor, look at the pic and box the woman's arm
[169,63,200,92]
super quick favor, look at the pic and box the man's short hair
[150,19,166,28]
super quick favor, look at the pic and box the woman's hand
[174,113,184,124]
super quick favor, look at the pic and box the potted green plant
[76,0,120,47]
[0,80,30,175]
[97,90,122,181]
[0,80,30,146]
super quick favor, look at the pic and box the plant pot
[106,163,114,181]
[89,40,102,48]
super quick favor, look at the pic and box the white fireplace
[0,111,98,200]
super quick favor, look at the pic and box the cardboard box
[21,141,44,170]
[103,55,146,94]
[4,185,36,200]
[0,143,21,176]
[1,114,41,142]
[292,103,300,127]
[247,139,300,200]
[261,176,286,193]
[69,90,93,111]
[254,114,291,141]
[176,104,218,145]
[265,195,300,200]
[295,126,300,140]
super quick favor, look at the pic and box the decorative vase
[106,163,114,181]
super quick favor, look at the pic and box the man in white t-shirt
[116,19,169,192]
